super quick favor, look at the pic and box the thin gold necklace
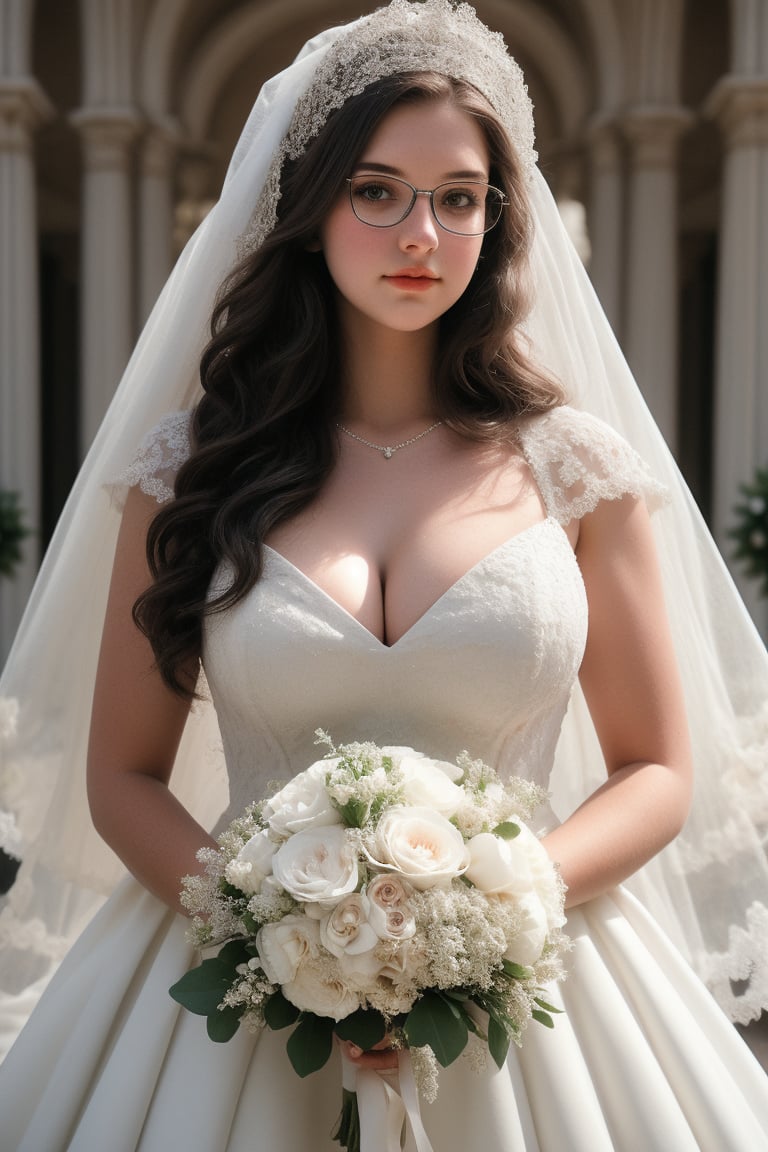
[335,419,443,460]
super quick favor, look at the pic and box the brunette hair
[135,72,566,696]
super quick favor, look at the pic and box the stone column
[139,123,177,324]
[587,115,623,337]
[708,76,768,630]
[71,109,140,452]
[0,79,51,662]
[622,107,691,450]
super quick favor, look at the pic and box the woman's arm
[87,486,218,915]
[541,493,693,908]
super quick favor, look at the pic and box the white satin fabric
[1,408,767,1150]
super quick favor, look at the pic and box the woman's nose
[398,192,439,250]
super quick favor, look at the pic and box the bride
[1,2,767,1148]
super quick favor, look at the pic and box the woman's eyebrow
[352,160,489,181]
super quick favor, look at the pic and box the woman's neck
[338,315,439,434]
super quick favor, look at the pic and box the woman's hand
[339,1035,400,1072]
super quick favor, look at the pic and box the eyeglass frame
[345,174,508,236]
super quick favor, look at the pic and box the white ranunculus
[262,760,341,837]
[224,829,277,896]
[370,806,470,890]
[320,893,379,957]
[399,756,464,816]
[272,825,359,903]
[283,958,361,1021]
[256,914,320,985]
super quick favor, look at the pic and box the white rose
[466,826,564,946]
[256,914,320,985]
[380,746,423,761]
[503,892,549,967]
[320,893,379,957]
[272,825,359,903]
[224,829,277,895]
[370,806,470,890]
[283,958,361,1021]
[366,874,411,908]
[337,946,385,986]
[263,760,341,837]
[369,902,416,942]
[399,756,464,816]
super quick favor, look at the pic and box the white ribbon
[340,1050,434,1152]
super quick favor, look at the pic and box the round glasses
[346,174,507,236]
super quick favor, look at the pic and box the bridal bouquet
[171,735,569,1149]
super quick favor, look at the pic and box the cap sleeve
[108,410,193,506]
[517,406,669,525]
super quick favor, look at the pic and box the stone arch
[178,0,590,145]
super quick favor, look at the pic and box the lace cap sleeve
[109,410,193,506]
[518,406,669,525]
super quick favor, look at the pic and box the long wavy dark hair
[135,71,566,696]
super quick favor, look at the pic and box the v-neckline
[263,516,568,650]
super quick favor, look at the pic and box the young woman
[1,2,767,1149]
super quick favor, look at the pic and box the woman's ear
[305,237,322,253]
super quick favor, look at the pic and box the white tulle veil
[1,0,767,1057]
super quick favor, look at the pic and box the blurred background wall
[2,0,768,661]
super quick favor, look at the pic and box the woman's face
[319,98,490,337]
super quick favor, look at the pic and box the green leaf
[286,1014,336,1077]
[334,1008,387,1050]
[207,1005,242,1042]
[532,1009,555,1029]
[533,996,563,1015]
[217,939,252,967]
[404,992,468,1068]
[263,990,301,1030]
[169,957,234,1016]
[491,821,521,840]
[488,1014,511,1068]
[502,959,533,980]
[456,1004,481,1036]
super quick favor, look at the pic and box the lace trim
[697,901,768,1025]
[0,904,71,962]
[518,406,669,525]
[112,410,193,505]
[240,0,537,255]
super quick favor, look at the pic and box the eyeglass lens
[348,176,504,235]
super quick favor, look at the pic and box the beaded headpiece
[241,0,536,253]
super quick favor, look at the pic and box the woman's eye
[440,188,480,211]
[356,182,394,202]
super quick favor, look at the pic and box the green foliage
[731,467,768,597]
[263,990,301,1030]
[286,1013,335,1077]
[404,991,469,1067]
[169,940,252,1042]
[491,821,521,840]
[332,1089,361,1150]
[333,1008,388,1050]
[0,491,28,580]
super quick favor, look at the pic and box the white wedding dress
[1,406,767,1151]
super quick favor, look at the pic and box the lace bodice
[119,406,664,825]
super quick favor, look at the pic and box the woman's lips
[385,269,440,291]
